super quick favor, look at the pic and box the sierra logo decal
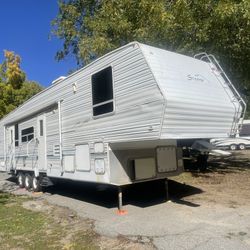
[187,74,209,83]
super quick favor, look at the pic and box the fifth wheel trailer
[0,42,246,208]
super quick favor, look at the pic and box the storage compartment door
[156,146,177,172]
[63,155,74,172]
[75,144,91,171]
[134,158,156,180]
[5,126,15,171]
[37,114,46,170]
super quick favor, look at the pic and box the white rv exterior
[0,42,245,189]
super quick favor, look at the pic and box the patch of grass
[70,231,99,250]
[170,172,194,184]
[0,191,11,204]
[0,192,99,249]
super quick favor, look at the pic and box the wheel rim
[25,176,30,187]
[18,175,22,185]
[240,144,245,150]
[33,178,38,189]
[231,145,236,150]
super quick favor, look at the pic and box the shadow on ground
[187,151,250,178]
[42,179,202,209]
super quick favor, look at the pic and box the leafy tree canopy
[0,51,43,119]
[52,0,250,114]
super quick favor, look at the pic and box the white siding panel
[58,45,163,152]
[140,44,242,139]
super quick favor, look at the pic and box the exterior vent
[52,76,66,85]
[53,144,60,156]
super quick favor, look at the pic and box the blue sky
[0,0,77,87]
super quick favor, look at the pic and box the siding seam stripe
[138,44,166,139]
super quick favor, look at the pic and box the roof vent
[52,76,66,84]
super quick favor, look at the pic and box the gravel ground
[1,150,250,249]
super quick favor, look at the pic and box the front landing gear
[165,178,169,201]
[117,186,127,215]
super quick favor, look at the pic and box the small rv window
[15,124,19,147]
[11,130,13,144]
[21,127,34,143]
[92,66,114,117]
[39,120,43,136]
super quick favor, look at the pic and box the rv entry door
[37,114,46,170]
[6,125,15,171]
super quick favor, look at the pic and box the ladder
[194,53,246,137]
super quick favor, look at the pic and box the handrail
[26,138,36,157]
[194,52,246,136]
[208,55,246,108]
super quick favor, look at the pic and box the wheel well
[16,171,34,177]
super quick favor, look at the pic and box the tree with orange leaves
[0,51,43,118]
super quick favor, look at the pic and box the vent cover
[53,144,60,156]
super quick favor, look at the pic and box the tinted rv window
[21,127,34,143]
[15,124,19,147]
[39,120,43,136]
[92,66,114,117]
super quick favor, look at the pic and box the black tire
[32,176,42,192]
[24,174,32,190]
[230,144,237,151]
[17,173,25,188]
[239,144,246,150]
